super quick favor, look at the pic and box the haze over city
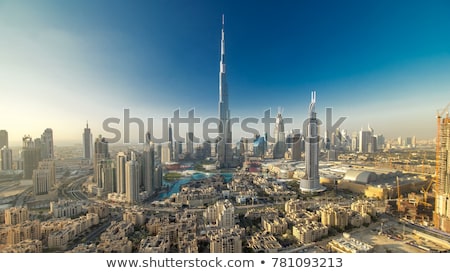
[1,0,450,145]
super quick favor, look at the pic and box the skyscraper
[32,160,55,195]
[168,124,174,161]
[125,152,140,204]
[83,122,93,160]
[299,92,326,193]
[273,111,286,159]
[21,135,40,179]
[217,14,233,168]
[116,152,127,194]
[39,128,54,159]
[0,130,8,148]
[93,135,109,183]
[434,113,450,232]
[1,146,12,170]
[358,129,372,153]
[186,132,194,156]
[142,132,155,195]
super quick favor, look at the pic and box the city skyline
[1,0,450,145]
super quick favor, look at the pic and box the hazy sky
[1,0,449,146]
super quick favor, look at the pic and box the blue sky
[1,0,449,145]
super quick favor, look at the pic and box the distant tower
[291,129,302,161]
[168,124,174,161]
[125,152,141,204]
[186,132,194,155]
[32,160,56,195]
[83,122,93,160]
[0,130,8,148]
[116,152,127,194]
[1,146,13,170]
[273,110,286,159]
[300,91,326,193]
[142,133,155,195]
[41,128,54,159]
[93,135,109,183]
[21,135,40,179]
[217,14,233,168]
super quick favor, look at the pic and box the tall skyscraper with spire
[217,14,233,168]
[83,122,93,160]
[273,111,286,159]
[300,91,326,193]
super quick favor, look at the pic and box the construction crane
[421,177,434,205]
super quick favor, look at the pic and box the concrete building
[93,135,109,183]
[40,128,54,159]
[320,204,349,230]
[292,221,328,243]
[4,207,29,225]
[50,200,83,218]
[125,153,141,204]
[6,220,41,245]
[32,159,55,195]
[208,226,244,253]
[328,234,374,253]
[247,231,282,253]
[1,146,12,170]
[21,135,40,179]
[96,159,116,196]
[204,199,235,228]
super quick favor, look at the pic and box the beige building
[261,215,288,235]
[292,221,328,243]
[50,200,83,218]
[4,207,29,225]
[32,159,56,195]
[0,239,42,253]
[247,231,282,253]
[204,199,235,228]
[208,226,244,253]
[6,220,41,245]
[328,234,374,253]
[351,200,377,217]
[97,238,133,253]
[123,208,146,227]
[320,204,349,230]
[139,235,170,253]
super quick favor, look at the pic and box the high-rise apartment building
[40,128,54,159]
[21,135,40,179]
[32,160,55,195]
[1,146,13,170]
[126,152,141,204]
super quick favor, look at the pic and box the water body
[158,172,233,200]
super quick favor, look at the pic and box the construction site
[433,102,450,232]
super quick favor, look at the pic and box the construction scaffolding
[433,103,450,232]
